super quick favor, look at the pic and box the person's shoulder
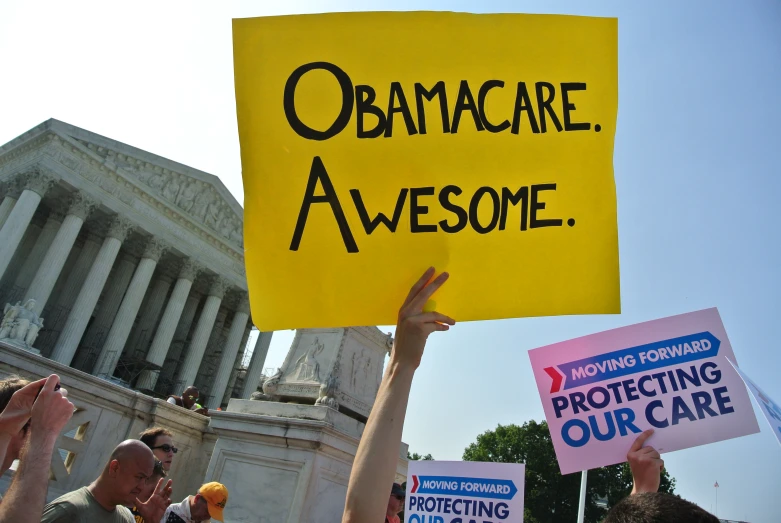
[42,487,103,522]
[41,492,81,523]
[116,505,135,523]
[162,506,187,523]
[46,487,91,508]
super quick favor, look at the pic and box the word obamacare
[284,62,598,141]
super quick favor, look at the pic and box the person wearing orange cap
[162,482,228,523]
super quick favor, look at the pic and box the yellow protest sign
[234,12,620,331]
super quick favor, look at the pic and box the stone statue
[0,300,44,352]
[149,171,168,191]
[0,304,20,339]
[315,373,339,410]
[162,176,180,201]
[229,226,243,246]
[259,369,283,401]
[176,181,198,212]
[192,189,214,220]
[293,337,324,382]
[205,201,222,229]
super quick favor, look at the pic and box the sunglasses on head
[151,444,178,454]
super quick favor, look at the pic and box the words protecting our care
[528,308,760,474]
[405,461,526,523]
[233,11,620,330]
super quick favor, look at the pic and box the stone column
[70,251,137,371]
[208,297,251,409]
[92,239,166,378]
[157,293,200,393]
[45,239,82,313]
[0,196,17,230]
[124,273,173,358]
[13,210,63,291]
[241,330,273,399]
[194,308,228,393]
[50,217,133,365]
[24,194,96,314]
[136,260,200,391]
[0,179,20,230]
[222,325,252,405]
[0,172,56,280]
[176,279,227,390]
[52,232,102,315]
[0,211,44,301]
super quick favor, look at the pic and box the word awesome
[289,157,568,253]
[284,62,598,141]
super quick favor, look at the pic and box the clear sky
[1,1,779,521]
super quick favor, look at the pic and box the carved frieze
[75,139,243,250]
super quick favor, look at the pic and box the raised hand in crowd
[342,267,454,523]
[135,477,174,523]
[0,377,47,438]
[627,429,664,494]
[0,374,74,523]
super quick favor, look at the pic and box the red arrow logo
[411,475,419,493]
[544,367,564,393]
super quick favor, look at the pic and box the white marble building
[0,119,271,408]
[0,120,410,521]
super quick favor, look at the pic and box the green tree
[462,421,675,523]
[407,451,434,461]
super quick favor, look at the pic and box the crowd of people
[0,269,724,522]
[0,378,226,523]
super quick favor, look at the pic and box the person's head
[0,376,31,471]
[139,427,176,471]
[100,440,156,507]
[190,482,228,522]
[387,483,405,515]
[605,492,719,523]
[137,459,167,505]
[182,386,199,409]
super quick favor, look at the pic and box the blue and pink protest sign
[528,308,759,474]
[405,460,525,523]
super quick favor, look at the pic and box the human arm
[0,377,48,473]
[134,478,173,523]
[627,429,664,494]
[342,268,454,523]
[0,375,74,523]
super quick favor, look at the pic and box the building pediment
[70,137,243,249]
[0,118,248,283]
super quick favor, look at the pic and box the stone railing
[0,342,216,503]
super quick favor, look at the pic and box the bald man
[41,440,172,523]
